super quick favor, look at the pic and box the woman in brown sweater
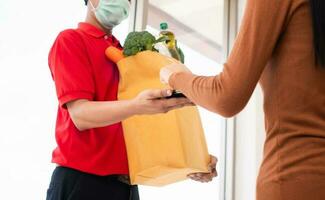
[160,0,325,199]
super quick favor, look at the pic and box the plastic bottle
[154,32,171,58]
[159,22,184,63]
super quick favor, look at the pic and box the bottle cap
[160,22,168,30]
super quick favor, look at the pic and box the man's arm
[67,89,193,131]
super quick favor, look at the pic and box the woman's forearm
[167,0,290,118]
[67,99,137,131]
[169,72,249,117]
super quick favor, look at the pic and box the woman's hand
[132,89,194,115]
[188,155,218,183]
[160,63,192,85]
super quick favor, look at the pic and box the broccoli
[123,31,167,56]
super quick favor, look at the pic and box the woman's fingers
[160,67,173,84]
[160,63,192,85]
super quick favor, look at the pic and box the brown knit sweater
[169,0,325,199]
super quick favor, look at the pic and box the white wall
[232,0,266,199]
[234,87,265,200]
[0,1,87,199]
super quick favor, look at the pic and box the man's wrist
[127,99,141,116]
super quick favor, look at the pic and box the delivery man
[46,0,217,199]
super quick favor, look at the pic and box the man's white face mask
[89,0,130,29]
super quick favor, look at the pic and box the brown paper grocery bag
[117,51,210,186]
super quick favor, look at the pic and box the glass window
[113,17,131,44]
[139,0,226,199]
[147,0,224,63]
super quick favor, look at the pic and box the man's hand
[188,155,218,183]
[132,89,194,115]
[66,88,194,131]
[160,63,192,85]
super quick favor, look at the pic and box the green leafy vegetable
[123,31,168,56]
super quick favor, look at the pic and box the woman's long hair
[310,0,325,67]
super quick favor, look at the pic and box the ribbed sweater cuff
[169,72,196,91]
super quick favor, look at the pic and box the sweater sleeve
[169,0,291,117]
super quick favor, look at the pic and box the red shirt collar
[78,22,109,38]
[78,22,121,47]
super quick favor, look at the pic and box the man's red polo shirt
[48,22,129,176]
